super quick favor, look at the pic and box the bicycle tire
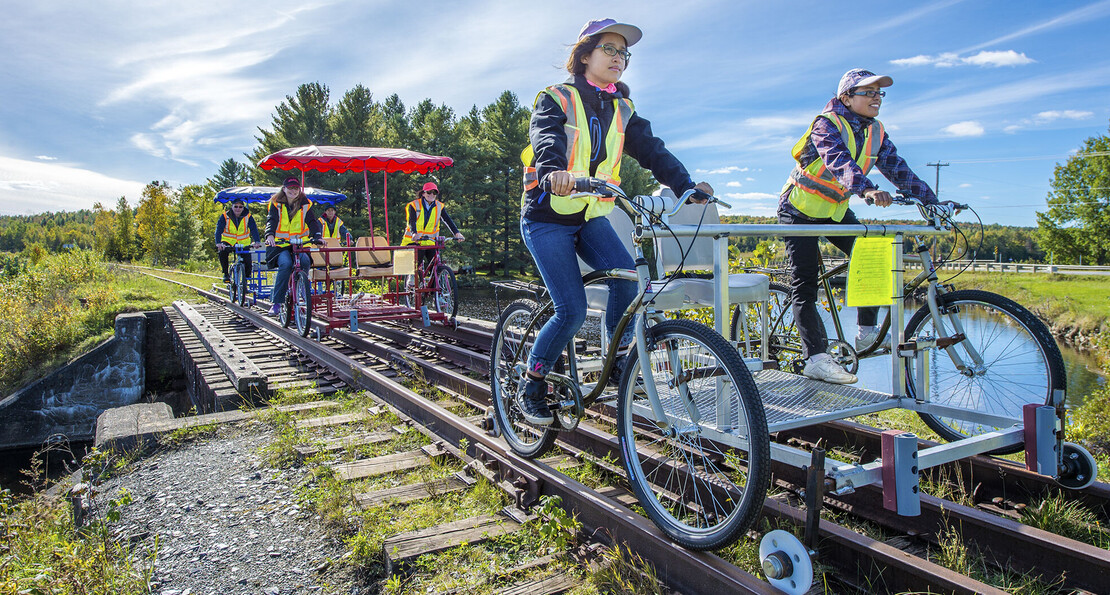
[228,262,241,304]
[236,262,250,306]
[489,299,557,458]
[432,265,458,319]
[293,271,312,338]
[402,274,416,309]
[905,289,1065,455]
[617,319,769,550]
[729,282,802,371]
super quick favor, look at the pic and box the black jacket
[521,75,696,225]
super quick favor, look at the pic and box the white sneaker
[855,328,891,351]
[803,354,858,384]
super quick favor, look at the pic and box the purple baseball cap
[283,176,301,188]
[837,69,894,96]
[578,18,642,46]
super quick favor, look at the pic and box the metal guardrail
[823,258,1110,275]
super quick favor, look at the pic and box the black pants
[779,209,877,359]
[218,247,253,281]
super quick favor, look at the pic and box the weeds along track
[133,269,1109,592]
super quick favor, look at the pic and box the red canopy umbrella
[257,145,454,238]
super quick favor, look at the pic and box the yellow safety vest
[782,113,884,222]
[272,199,313,246]
[401,199,441,246]
[221,212,252,246]
[520,84,634,220]
[319,215,345,240]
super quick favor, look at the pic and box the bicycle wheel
[617,319,769,550]
[236,262,250,306]
[278,282,293,328]
[293,271,312,337]
[228,262,241,304]
[729,282,802,372]
[402,274,416,309]
[489,299,557,458]
[432,266,458,319]
[905,289,1064,454]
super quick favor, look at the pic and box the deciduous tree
[1036,122,1110,265]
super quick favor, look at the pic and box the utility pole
[926,161,949,197]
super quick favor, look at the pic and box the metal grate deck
[754,368,899,431]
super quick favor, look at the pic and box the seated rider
[400,182,465,271]
[318,204,351,246]
[215,198,260,283]
[263,177,323,316]
[778,68,940,385]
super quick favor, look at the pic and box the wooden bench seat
[349,236,416,279]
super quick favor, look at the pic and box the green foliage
[532,495,581,552]
[0,487,153,594]
[1036,121,1110,265]
[207,157,253,190]
[0,251,193,392]
[1019,493,1108,547]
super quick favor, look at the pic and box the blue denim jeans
[521,216,637,376]
[271,248,312,306]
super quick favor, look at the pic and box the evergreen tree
[476,91,529,275]
[207,158,252,191]
[250,82,332,185]
[328,84,379,228]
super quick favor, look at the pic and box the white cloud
[958,183,972,188]
[35,155,57,161]
[745,177,756,182]
[726,181,742,188]
[723,192,778,201]
[1003,125,1023,134]
[0,155,146,215]
[962,50,1035,67]
[890,49,1034,68]
[941,121,985,137]
[1034,110,1094,122]
[695,166,750,175]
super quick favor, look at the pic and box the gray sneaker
[518,377,553,426]
[803,354,858,384]
[855,329,891,351]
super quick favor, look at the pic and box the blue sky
[2,0,1108,226]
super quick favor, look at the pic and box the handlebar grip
[574,177,597,192]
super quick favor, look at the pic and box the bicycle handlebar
[561,177,732,218]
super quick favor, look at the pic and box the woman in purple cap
[263,177,323,316]
[778,68,940,384]
[515,18,714,426]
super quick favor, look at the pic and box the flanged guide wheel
[759,530,813,594]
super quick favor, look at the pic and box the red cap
[422,182,438,192]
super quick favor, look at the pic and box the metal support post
[1023,404,1058,476]
[803,448,826,551]
[881,430,920,516]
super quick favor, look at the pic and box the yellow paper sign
[845,236,895,307]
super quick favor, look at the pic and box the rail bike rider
[215,198,261,284]
[263,177,323,316]
[400,181,465,272]
[516,18,713,426]
[778,68,949,384]
[318,204,351,246]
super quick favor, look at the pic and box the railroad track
[133,268,1109,593]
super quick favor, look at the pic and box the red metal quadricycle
[257,145,456,337]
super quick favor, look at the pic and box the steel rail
[134,270,1097,592]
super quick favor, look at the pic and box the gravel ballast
[90,422,356,595]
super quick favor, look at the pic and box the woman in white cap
[778,68,940,384]
[515,18,714,426]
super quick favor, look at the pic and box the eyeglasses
[848,89,886,98]
[424,190,439,195]
[595,44,631,61]
[232,205,244,209]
